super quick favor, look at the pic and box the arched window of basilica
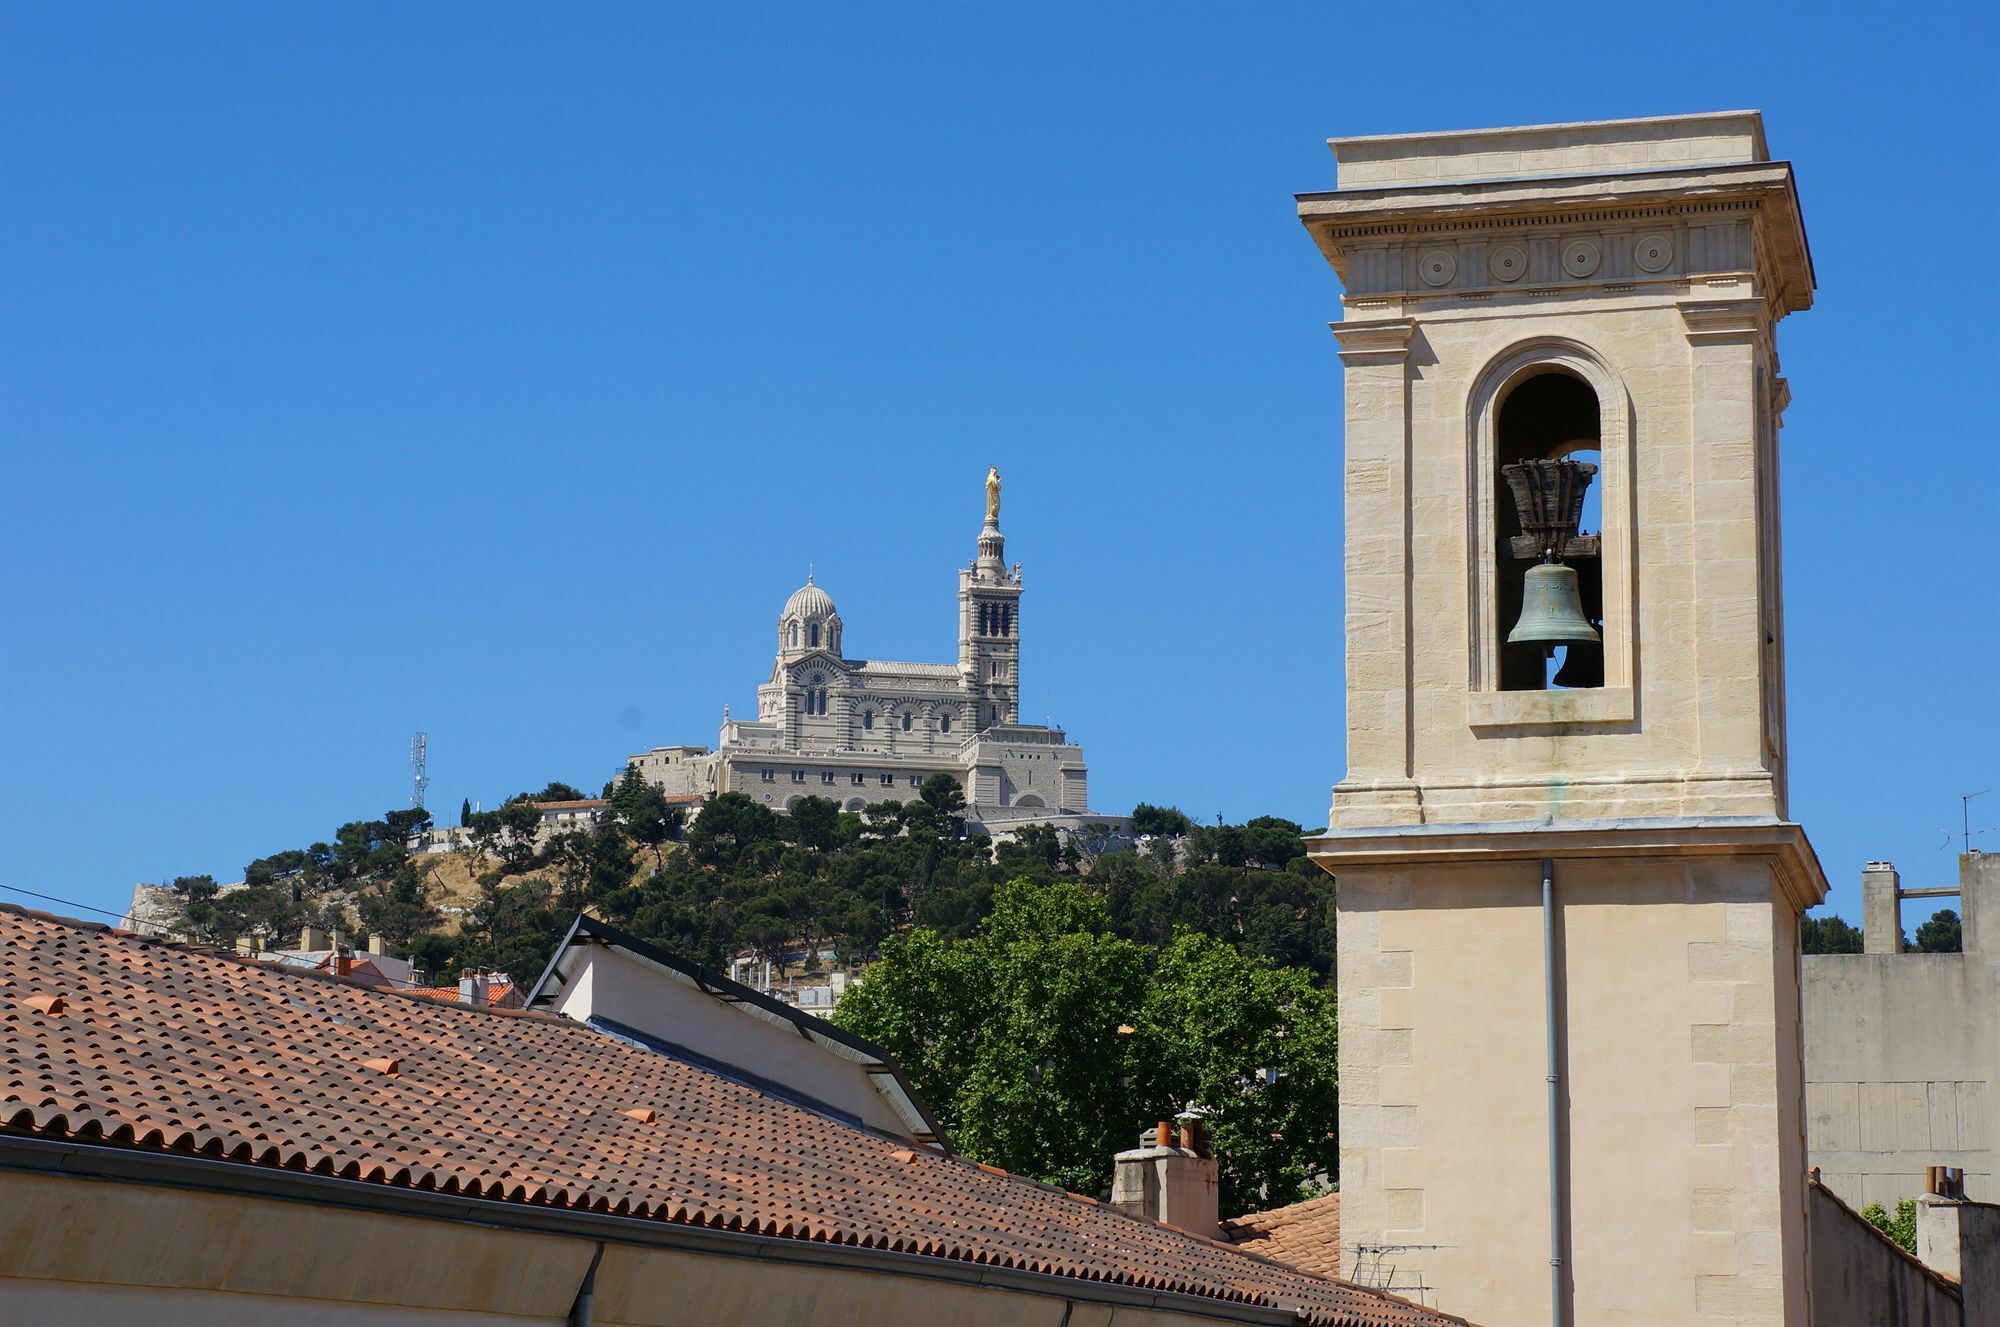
[862,710,874,730]
[901,711,912,731]
[808,624,820,648]
[788,623,798,648]
[939,712,952,733]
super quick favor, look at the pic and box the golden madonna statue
[984,466,1002,524]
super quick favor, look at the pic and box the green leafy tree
[215,882,312,947]
[785,795,843,852]
[995,822,1064,878]
[1132,803,1193,839]
[1240,816,1306,870]
[1914,908,1962,953]
[835,878,1339,1212]
[1861,1197,1918,1254]
[1143,931,1339,1215]
[686,793,782,868]
[1801,913,1865,955]
[902,773,967,842]
[547,831,599,911]
[165,875,223,940]
[510,782,586,805]
[356,863,442,949]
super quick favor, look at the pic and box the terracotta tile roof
[533,799,608,811]
[411,980,520,1008]
[1222,1192,1345,1279]
[0,907,1465,1327]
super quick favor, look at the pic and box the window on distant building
[821,771,835,784]
[791,770,805,783]
[851,772,865,785]
[901,712,912,731]
[909,775,922,787]
[880,773,893,786]
[789,623,798,647]
[862,711,874,730]
[808,624,820,648]
[761,769,775,783]
[940,713,952,733]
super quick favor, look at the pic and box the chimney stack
[1915,1174,1999,1321]
[459,967,489,1007]
[1110,1115,1220,1239]
[367,933,388,956]
[300,925,329,952]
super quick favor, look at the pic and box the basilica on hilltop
[628,470,1093,827]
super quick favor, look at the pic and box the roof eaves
[0,1133,1319,1327]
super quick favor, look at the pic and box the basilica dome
[782,578,837,621]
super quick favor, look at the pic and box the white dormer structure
[526,916,946,1149]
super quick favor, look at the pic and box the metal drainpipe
[568,1241,603,1327]
[1542,857,1563,1327]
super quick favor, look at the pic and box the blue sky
[2,2,1994,930]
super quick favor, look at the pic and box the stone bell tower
[1300,114,1830,1324]
[959,467,1021,732]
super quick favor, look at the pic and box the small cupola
[779,575,841,654]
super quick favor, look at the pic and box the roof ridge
[0,900,562,1023]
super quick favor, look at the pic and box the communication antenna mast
[1960,790,1992,855]
[410,731,430,810]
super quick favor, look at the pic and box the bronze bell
[1508,562,1600,648]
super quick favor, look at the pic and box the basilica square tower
[1301,114,1829,1324]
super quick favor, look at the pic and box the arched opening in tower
[1497,371,1604,692]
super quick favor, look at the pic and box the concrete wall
[1917,1194,2000,1324]
[1805,855,1999,1207]
[1805,1181,1961,1327]
[0,1170,1256,1327]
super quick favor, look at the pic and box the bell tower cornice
[1299,151,1813,326]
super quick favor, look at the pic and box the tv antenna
[410,731,430,810]
[1348,1244,1447,1305]
[1949,789,1992,855]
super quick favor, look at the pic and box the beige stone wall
[1337,853,1809,1325]
[1329,112,1768,189]
[1328,292,1788,830]
[0,1170,1285,1327]
[1307,111,1826,1327]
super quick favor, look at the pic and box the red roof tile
[0,907,1463,1327]
[412,980,521,1008]
[1222,1192,1345,1279]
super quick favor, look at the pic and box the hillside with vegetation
[158,772,1335,987]
[154,773,1341,1213]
